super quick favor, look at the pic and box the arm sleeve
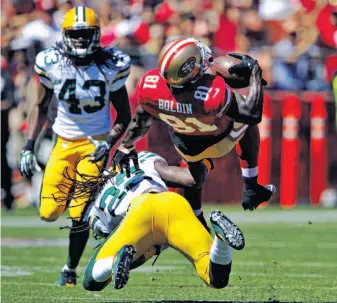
[109,51,131,92]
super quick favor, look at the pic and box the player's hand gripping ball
[212,53,267,88]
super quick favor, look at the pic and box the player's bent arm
[25,83,54,148]
[154,159,197,188]
[121,105,153,148]
[155,158,213,188]
[108,86,132,147]
[225,64,263,125]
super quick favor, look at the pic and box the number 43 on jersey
[59,79,106,114]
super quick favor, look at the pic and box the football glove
[228,53,267,86]
[19,150,41,178]
[112,147,139,178]
[88,136,111,163]
[242,177,276,210]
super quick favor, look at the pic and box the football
[211,55,250,88]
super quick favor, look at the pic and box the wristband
[106,135,116,147]
[23,139,35,151]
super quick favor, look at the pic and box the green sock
[66,221,90,270]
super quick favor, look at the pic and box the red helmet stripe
[158,38,185,68]
[163,42,195,75]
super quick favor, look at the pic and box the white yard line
[0,265,182,276]
[236,261,337,268]
[2,210,336,227]
[2,238,336,249]
[248,242,337,249]
[1,281,336,291]
[1,238,97,248]
[2,258,336,270]
[1,265,335,279]
[0,295,95,301]
[231,272,329,278]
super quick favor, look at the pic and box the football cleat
[242,184,276,211]
[210,210,245,250]
[112,245,136,290]
[57,269,77,286]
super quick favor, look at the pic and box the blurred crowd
[1,0,337,210]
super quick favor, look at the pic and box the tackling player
[18,6,132,286]
[61,151,245,290]
[112,38,275,228]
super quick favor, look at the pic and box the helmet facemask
[191,39,213,82]
[63,27,100,58]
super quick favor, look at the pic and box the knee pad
[40,212,59,222]
[188,158,214,189]
[39,200,63,222]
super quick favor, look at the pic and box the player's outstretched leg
[57,221,90,286]
[83,194,155,291]
[210,210,245,250]
[236,125,277,210]
[184,160,212,231]
[208,210,245,288]
[113,245,136,290]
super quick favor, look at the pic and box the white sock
[92,257,114,282]
[210,236,232,265]
[241,167,258,178]
[62,264,76,273]
[193,208,202,217]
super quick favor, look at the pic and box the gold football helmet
[158,38,213,86]
[61,6,100,58]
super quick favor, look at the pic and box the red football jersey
[136,69,233,136]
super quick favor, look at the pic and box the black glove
[112,147,139,177]
[242,177,275,210]
[228,53,267,86]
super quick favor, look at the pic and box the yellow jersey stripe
[34,65,49,78]
[115,68,130,80]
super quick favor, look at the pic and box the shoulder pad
[34,48,61,88]
[104,48,131,71]
[137,69,167,98]
[35,48,61,73]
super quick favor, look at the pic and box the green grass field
[1,206,337,303]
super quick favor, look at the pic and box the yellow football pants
[83,191,214,290]
[40,134,107,222]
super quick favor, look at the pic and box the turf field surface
[1,206,337,303]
